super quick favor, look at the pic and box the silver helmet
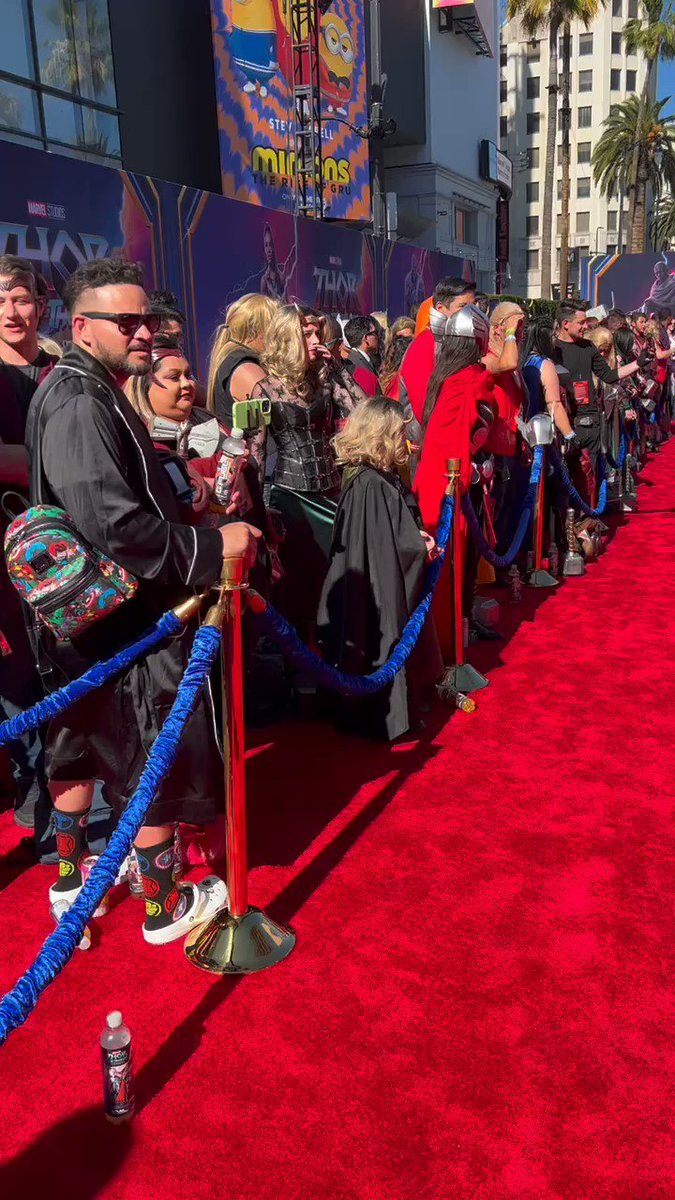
[429,303,490,355]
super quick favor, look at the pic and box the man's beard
[96,345,151,379]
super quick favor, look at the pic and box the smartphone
[231,398,272,431]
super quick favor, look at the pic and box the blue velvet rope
[552,446,607,518]
[0,622,222,1048]
[0,610,183,748]
[461,445,543,569]
[257,493,454,697]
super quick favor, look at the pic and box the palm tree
[623,1,675,251]
[506,0,603,299]
[593,96,675,252]
[651,194,675,248]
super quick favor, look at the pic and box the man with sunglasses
[25,257,261,946]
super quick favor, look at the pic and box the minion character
[231,0,279,98]
[319,12,355,115]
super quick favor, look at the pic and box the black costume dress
[25,345,225,826]
[316,466,442,741]
[252,364,365,635]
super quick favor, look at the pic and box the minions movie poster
[210,0,371,221]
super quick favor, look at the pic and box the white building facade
[382,0,502,293]
[500,0,653,298]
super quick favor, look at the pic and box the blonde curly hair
[333,395,410,473]
[207,293,277,412]
[258,304,321,400]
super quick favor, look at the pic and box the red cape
[414,363,496,533]
[399,328,436,424]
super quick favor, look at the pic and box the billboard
[583,252,675,314]
[0,140,482,381]
[210,0,371,222]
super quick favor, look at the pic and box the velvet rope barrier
[0,622,222,1047]
[0,608,191,749]
[254,493,454,697]
[460,445,544,569]
[551,446,607,518]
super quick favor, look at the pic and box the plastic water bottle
[454,691,477,713]
[101,1012,135,1124]
[508,564,522,603]
[213,428,247,507]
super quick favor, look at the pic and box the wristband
[505,334,517,343]
[564,431,576,442]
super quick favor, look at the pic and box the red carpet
[2,445,675,1199]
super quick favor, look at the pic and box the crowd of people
[0,251,669,948]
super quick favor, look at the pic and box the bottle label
[102,1044,135,1118]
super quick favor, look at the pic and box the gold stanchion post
[438,458,488,701]
[185,557,296,974]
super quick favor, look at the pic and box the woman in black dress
[317,397,442,741]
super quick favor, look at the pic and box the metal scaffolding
[289,0,324,219]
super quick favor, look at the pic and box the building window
[0,0,120,164]
[611,69,621,90]
[500,43,507,68]
[557,179,563,200]
[455,206,477,244]
[527,181,539,203]
[526,215,540,237]
[577,211,590,233]
[500,115,508,139]
[500,79,507,103]
[529,146,540,168]
[527,76,540,100]
[579,33,593,55]
[628,0,638,14]
[611,31,622,54]
[526,40,540,61]
[578,107,592,128]
[527,249,540,271]
[579,70,593,93]
[626,69,636,91]
[578,141,591,163]
[612,0,622,14]
[606,243,617,256]
[577,177,591,198]
[527,112,540,135]
[607,210,618,230]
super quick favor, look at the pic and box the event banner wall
[210,0,371,222]
[0,140,469,377]
[582,252,675,314]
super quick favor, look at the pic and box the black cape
[316,466,441,741]
[25,344,225,825]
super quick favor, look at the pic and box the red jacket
[399,329,436,424]
[414,364,496,533]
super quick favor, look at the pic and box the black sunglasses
[80,311,161,337]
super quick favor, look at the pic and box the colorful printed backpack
[5,505,137,641]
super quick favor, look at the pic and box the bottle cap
[231,427,245,439]
[107,1011,123,1029]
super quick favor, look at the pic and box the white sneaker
[142,875,228,946]
[49,879,82,905]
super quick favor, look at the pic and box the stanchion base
[442,663,489,695]
[184,906,296,975]
[523,568,558,589]
[621,494,638,513]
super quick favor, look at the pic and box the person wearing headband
[398,277,476,430]
[414,305,497,658]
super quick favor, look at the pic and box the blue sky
[660,58,675,115]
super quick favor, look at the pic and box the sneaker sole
[143,877,228,946]
[49,882,83,905]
